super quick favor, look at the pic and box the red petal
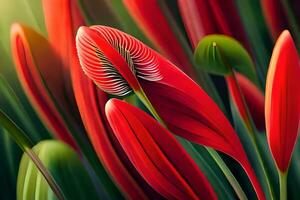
[43,0,84,70]
[178,0,214,48]
[10,23,77,149]
[261,0,289,39]
[236,74,265,131]
[106,98,217,200]
[71,52,153,199]
[227,74,265,131]
[265,30,300,172]
[76,26,148,95]
[123,0,195,77]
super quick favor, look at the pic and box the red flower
[106,98,217,200]
[265,30,300,172]
[76,25,265,199]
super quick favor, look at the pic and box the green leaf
[17,140,102,200]
[230,97,278,199]
[0,75,50,141]
[288,138,300,199]
[0,128,21,200]
[0,76,49,200]
[0,110,65,199]
[194,34,258,83]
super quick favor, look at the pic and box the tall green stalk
[279,171,287,200]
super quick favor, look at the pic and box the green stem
[0,109,65,200]
[229,71,275,200]
[206,148,248,200]
[0,109,32,151]
[279,171,287,200]
[135,89,166,127]
[134,89,246,199]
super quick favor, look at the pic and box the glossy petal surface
[265,30,300,172]
[106,99,217,200]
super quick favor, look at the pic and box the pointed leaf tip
[194,34,256,82]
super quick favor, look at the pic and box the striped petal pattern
[265,30,300,172]
[106,98,217,200]
[76,26,161,96]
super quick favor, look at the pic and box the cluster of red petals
[106,98,217,200]
[43,1,162,199]
[265,30,300,172]
[76,25,265,200]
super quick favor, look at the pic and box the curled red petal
[265,30,300,172]
[76,25,161,96]
[106,98,217,200]
[10,23,77,149]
